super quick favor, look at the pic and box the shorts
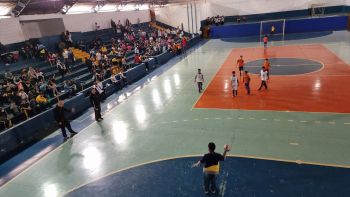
[239,67,244,71]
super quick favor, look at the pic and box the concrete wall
[154,0,349,34]
[0,18,25,45]
[0,10,151,44]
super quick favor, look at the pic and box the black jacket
[53,106,71,123]
[90,93,101,107]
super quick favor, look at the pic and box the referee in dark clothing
[53,100,77,140]
[192,142,230,194]
[90,87,103,121]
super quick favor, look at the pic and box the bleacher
[0,57,95,130]
[0,20,201,162]
[0,21,192,131]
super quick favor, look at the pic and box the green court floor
[1,31,350,197]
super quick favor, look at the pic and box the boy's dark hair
[208,142,216,152]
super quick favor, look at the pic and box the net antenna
[310,0,327,17]
[259,19,286,42]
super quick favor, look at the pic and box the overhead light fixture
[60,0,77,14]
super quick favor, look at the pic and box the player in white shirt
[231,71,239,97]
[194,69,204,93]
[258,67,268,91]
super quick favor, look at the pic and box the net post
[282,19,286,42]
[260,21,263,43]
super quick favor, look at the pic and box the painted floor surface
[0,31,350,197]
[64,156,350,197]
[194,44,350,113]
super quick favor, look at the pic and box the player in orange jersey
[236,55,245,77]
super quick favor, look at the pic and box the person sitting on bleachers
[48,79,58,97]
[9,100,21,117]
[0,107,12,130]
[63,80,75,98]
[36,92,48,110]
[22,80,31,93]
[101,45,108,54]
[4,70,14,81]
[47,52,57,66]
[28,67,38,81]
[20,99,33,119]
[18,89,29,103]
[134,54,142,64]
[96,51,102,63]
[35,68,44,81]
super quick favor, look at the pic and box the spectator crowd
[0,19,190,131]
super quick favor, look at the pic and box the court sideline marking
[62,154,350,196]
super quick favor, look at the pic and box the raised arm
[222,145,231,159]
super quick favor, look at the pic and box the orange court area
[194,44,350,113]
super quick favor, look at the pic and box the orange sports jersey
[243,74,250,83]
[263,37,268,43]
[263,62,270,69]
[237,59,244,67]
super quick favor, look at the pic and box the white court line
[289,142,299,146]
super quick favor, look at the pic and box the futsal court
[0,29,349,197]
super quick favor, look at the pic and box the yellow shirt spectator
[36,95,48,104]
[101,46,107,53]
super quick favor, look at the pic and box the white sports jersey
[195,73,204,83]
[261,70,268,81]
[231,76,238,90]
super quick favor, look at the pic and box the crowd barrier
[210,15,349,38]
[0,36,201,162]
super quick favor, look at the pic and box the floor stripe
[62,153,350,196]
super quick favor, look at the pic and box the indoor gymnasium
[0,0,350,196]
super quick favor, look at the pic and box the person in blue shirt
[193,142,230,194]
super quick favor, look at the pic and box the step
[76,72,93,82]
[55,67,89,84]
[45,62,85,79]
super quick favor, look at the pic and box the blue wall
[210,15,349,39]
[211,23,260,38]
[285,16,349,33]
[201,5,350,27]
